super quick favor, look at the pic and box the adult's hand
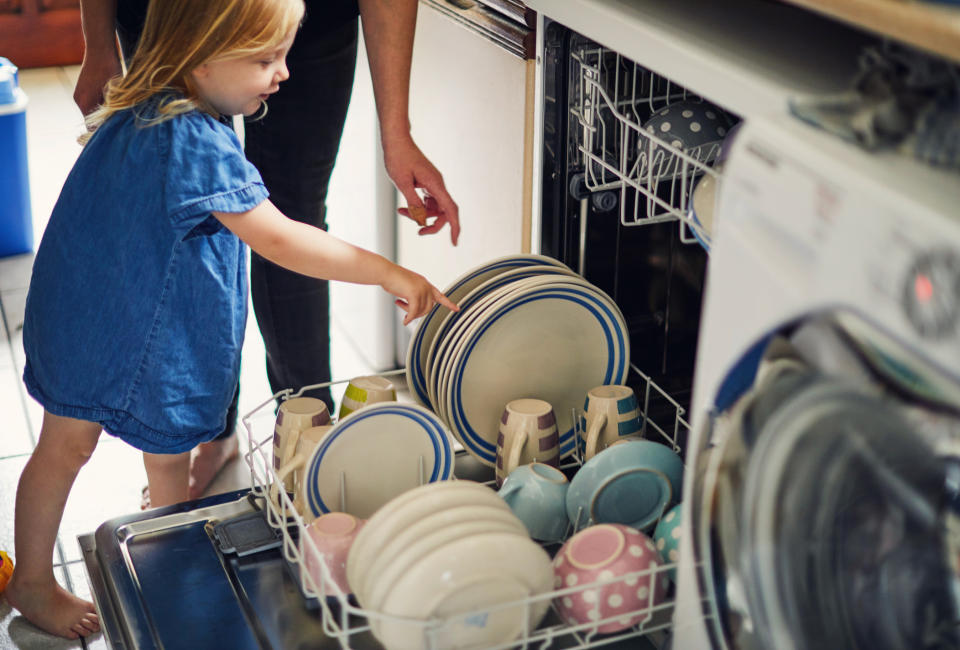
[73,50,122,116]
[385,134,460,246]
[74,0,123,116]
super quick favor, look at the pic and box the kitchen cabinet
[394,0,536,363]
[0,0,84,68]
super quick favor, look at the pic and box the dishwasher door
[79,489,381,649]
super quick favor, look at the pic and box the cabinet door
[0,0,84,68]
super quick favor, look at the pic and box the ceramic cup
[273,397,331,492]
[566,439,684,532]
[300,511,366,597]
[338,375,397,420]
[553,523,669,634]
[652,502,682,582]
[497,463,571,543]
[495,398,559,487]
[580,385,642,460]
[271,424,332,518]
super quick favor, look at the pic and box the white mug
[271,424,332,519]
[495,398,559,487]
[274,399,331,489]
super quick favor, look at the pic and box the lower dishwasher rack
[240,364,687,650]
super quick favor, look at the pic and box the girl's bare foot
[6,576,100,639]
[187,434,240,500]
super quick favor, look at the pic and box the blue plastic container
[0,57,33,258]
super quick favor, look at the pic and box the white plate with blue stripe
[425,266,580,412]
[442,282,629,467]
[433,275,602,430]
[405,255,569,408]
[301,402,455,519]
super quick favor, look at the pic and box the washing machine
[671,112,960,649]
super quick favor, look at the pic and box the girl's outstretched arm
[213,199,457,324]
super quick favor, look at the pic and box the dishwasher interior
[79,18,740,650]
[540,19,739,448]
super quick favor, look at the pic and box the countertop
[779,0,960,64]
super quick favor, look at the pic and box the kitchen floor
[0,65,380,649]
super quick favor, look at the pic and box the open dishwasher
[80,354,689,649]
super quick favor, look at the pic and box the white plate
[444,283,629,466]
[346,480,508,600]
[301,403,455,519]
[429,279,547,421]
[434,276,599,429]
[438,277,624,459]
[406,255,569,407]
[373,532,554,650]
[423,265,579,411]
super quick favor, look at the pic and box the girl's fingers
[434,288,459,313]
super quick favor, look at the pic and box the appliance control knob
[901,249,960,339]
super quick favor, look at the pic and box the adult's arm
[74,0,123,116]
[357,0,461,245]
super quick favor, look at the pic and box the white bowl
[363,514,530,613]
[347,481,505,595]
[358,504,527,605]
[373,531,554,650]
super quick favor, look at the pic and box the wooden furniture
[0,0,84,68]
[781,0,960,64]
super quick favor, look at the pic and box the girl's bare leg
[6,411,101,639]
[142,449,190,508]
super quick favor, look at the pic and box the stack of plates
[406,255,630,467]
[347,481,554,650]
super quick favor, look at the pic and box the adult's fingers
[421,180,459,245]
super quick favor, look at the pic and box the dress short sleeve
[163,111,269,230]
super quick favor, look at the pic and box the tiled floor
[0,65,379,648]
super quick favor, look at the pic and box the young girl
[6,0,457,638]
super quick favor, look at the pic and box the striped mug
[495,398,559,487]
[580,385,642,460]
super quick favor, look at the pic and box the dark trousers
[118,15,358,436]
[246,20,358,412]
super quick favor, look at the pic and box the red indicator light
[915,273,934,303]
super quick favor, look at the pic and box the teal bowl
[566,440,683,532]
[653,502,683,581]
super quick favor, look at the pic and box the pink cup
[300,512,366,597]
[552,523,668,634]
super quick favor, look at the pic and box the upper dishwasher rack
[569,37,738,248]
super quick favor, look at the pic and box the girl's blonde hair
[81,0,304,143]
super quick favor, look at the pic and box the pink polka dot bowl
[552,523,669,634]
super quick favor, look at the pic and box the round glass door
[692,314,960,650]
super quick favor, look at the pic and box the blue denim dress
[23,101,269,453]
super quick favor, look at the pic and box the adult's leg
[246,19,359,411]
[6,411,101,638]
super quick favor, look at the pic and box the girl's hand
[382,265,459,325]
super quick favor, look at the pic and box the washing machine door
[695,336,960,650]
